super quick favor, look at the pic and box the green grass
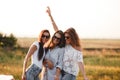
[77,50,120,80]
[84,55,120,67]
[0,48,120,80]
[0,48,26,80]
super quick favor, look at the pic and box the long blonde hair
[65,27,82,50]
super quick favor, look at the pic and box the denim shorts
[61,70,76,80]
[26,64,42,80]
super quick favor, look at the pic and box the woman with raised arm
[22,30,50,80]
[46,6,88,80]
[41,30,65,80]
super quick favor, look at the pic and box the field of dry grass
[17,37,120,49]
[17,37,36,48]
[0,38,120,80]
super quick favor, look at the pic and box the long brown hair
[65,27,81,49]
[38,29,50,60]
[45,30,65,53]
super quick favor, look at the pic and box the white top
[63,45,83,76]
[30,41,45,68]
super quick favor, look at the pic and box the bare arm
[46,6,59,32]
[40,66,46,80]
[54,67,61,80]
[78,62,88,80]
[22,45,37,80]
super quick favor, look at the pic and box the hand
[54,75,59,80]
[46,59,54,69]
[46,6,51,16]
[84,77,89,80]
[22,74,26,80]
[22,73,26,80]
[43,59,47,66]
[22,77,26,80]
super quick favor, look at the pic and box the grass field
[0,38,120,80]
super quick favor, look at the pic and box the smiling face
[41,32,50,44]
[52,33,61,45]
[65,33,71,45]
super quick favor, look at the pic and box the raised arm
[46,6,59,32]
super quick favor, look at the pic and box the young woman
[22,30,50,80]
[41,30,65,80]
[46,6,88,80]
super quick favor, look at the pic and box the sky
[0,0,120,39]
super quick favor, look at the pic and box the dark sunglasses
[65,36,70,40]
[42,34,50,39]
[53,35,61,41]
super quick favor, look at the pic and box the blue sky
[0,0,120,39]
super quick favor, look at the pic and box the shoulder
[74,46,83,55]
[58,47,65,50]
[60,47,65,50]
[57,47,65,54]
[31,41,39,48]
[33,41,39,45]
[75,46,82,51]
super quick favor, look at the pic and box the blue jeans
[26,64,42,80]
[62,70,76,80]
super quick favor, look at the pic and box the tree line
[0,33,17,49]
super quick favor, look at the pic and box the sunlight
[0,0,120,39]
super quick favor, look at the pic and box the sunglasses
[65,36,70,40]
[42,34,50,39]
[53,35,61,41]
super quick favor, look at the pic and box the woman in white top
[46,6,88,80]
[22,30,50,80]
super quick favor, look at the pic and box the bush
[0,33,17,49]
